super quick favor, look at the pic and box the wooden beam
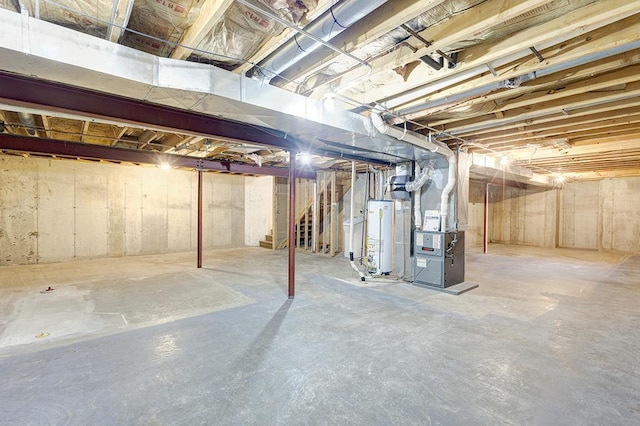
[437,80,640,134]
[40,114,52,138]
[330,171,336,257]
[80,120,91,143]
[508,139,640,162]
[472,108,640,143]
[322,172,327,254]
[569,134,640,146]
[277,0,447,88]
[480,115,640,147]
[138,129,160,149]
[170,0,234,60]
[111,126,129,146]
[329,0,556,99]
[106,0,134,43]
[450,97,640,139]
[343,0,639,105]
[561,169,640,179]
[483,65,640,116]
[312,178,318,253]
[400,43,640,119]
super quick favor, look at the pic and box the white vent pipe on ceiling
[245,0,387,81]
[371,113,456,232]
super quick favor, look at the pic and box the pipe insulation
[371,113,456,231]
[246,0,387,81]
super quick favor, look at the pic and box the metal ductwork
[0,8,433,165]
[371,113,456,232]
[245,0,386,82]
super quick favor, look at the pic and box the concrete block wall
[468,177,640,253]
[466,181,486,247]
[559,181,599,250]
[564,178,640,252]
[244,176,273,246]
[0,155,250,265]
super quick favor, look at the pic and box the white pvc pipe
[412,163,423,229]
[440,154,456,232]
[405,160,435,192]
[372,113,456,231]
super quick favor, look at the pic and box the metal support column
[197,169,203,268]
[288,152,296,298]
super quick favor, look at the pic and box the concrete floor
[0,245,639,425]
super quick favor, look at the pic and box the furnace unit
[414,230,465,288]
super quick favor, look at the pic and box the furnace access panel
[414,231,465,288]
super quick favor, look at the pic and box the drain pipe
[349,161,366,281]
[371,113,456,231]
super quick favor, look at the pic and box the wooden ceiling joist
[170,0,234,60]
[346,0,639,106]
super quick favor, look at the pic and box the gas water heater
[366,200,393,274]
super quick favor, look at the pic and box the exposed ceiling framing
[0,0,638,181]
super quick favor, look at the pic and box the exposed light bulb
[299,153,311,164]
[160,162,171,170]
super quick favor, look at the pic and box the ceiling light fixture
[160,162,171,170]
[299,152,312,164]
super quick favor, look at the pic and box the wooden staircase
[259,233,273,249]
[259,172,349,256]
